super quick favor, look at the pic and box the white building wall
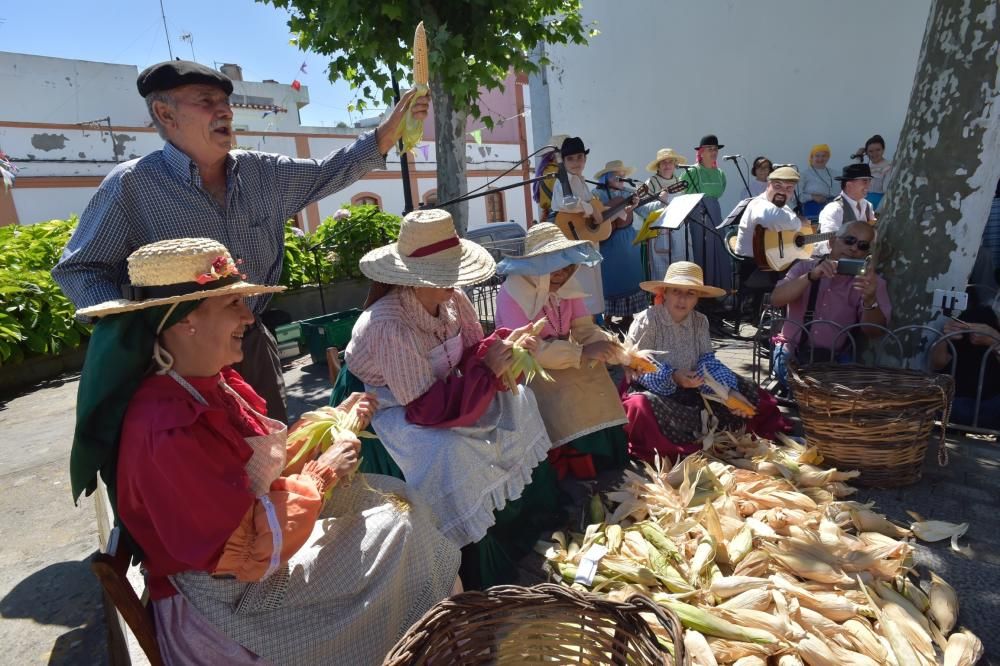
[0,52,147,126]
[543,0,931,217]
[11,187,97,225]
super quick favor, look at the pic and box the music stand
[649,193,704,231]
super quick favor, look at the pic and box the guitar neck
[799,231,837,245]
[600,192,658,222]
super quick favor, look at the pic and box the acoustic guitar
[554,181,688,243]
[752,223,837,272]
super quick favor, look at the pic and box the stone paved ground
[2,332,998,663]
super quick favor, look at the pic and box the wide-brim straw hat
[594,159,636,180]
[77,238,285,318]
[359,208,496,288]
[646,148,688,173]
[640,261,726,298]
[497,223,601,276]
[508,222,591,259]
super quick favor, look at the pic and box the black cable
[439,144,558,204]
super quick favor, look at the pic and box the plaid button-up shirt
[53,133,385,315]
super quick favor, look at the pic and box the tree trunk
[430,75,470,236]
[877,0,1000,362]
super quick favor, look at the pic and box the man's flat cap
[137,60,233,97]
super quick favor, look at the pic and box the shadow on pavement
[1,558,108,665]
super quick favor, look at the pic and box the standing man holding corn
[52,60,429,423]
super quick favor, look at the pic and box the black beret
[137,60,233,97]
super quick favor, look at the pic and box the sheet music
[649,193,705,230]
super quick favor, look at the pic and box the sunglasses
[840,236,872,252]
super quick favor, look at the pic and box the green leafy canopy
[257,0,594,122]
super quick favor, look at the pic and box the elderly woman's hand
[336,391,378,431]
[317,432,361,478]
[483,338,515,377]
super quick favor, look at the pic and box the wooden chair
[91,539,163,666]
[325,346,342,384]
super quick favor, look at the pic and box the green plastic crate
[274,322,302,345]
[300,309,362,365]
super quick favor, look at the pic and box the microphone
[850,151,865,160]
[677,164,697,170]
[617,176,638,185]
[722,154,741,161]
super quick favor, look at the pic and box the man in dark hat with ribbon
[814,163,877,255]
[53,60,428,423]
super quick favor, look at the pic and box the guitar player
[732,166,804,315]
[550,136,607,316]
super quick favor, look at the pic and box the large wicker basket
[788,363,954,487]
[383,583,686,665]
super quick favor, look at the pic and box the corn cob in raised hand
[412,21,428,86]
[398,21,430,155]
[502,318,553,395]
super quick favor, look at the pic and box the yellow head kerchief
[809,144,831,159]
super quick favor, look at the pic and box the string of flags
[465,109,530,145]
[0,150,17,191]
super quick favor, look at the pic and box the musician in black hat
[814,163,877,256]
[549,136,606,315]
[53,59,428,423]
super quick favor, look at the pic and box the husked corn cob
[411,22,428,85]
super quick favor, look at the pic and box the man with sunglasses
[814,163,877,255]
[769,221,890,387]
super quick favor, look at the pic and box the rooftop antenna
[180,32,195,61]
[158,0,174,59]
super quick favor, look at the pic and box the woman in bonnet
[69,238,458,665]
[346,209,562,588]
[495,222,629,479]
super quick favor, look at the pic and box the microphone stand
[427,174,551,209]
[728,158,752,198]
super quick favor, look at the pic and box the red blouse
[404,329,510,427]
[117,369,330,599]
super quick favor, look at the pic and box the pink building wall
[422,72,522,143]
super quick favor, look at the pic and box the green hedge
[0,218,90,366]
[0,205,401,366]
[281,204,401,289]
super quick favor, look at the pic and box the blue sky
[0,0,378,126]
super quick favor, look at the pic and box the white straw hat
[593,159,636,180]
[358,208,496,288]
[640,261,726,298]
[646,148,688,173]
[506,223,591,259]
[77,238,284,318]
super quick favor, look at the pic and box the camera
[835,258,866,276]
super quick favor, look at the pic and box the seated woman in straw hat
[68,238,459,665]
[621,261,787,462]
[345,209,561,589]
[495,223,629,479]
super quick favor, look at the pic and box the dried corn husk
[928,571,958,634]
[683,630,719,666]
[543,432,974,665]
[943,628,984,666]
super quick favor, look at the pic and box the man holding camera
[769,220,890,386]
[813,163,877,255]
